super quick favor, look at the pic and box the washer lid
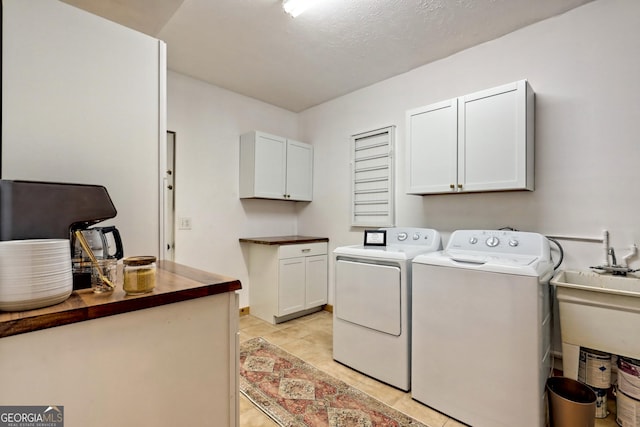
[413,250,553,277]
[448,252,539,267]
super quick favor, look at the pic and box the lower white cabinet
[246,241,328,324]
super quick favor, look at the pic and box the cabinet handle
[301,248,311,253]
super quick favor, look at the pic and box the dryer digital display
[364,229,386,246]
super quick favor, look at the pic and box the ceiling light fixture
[282,0,315,18]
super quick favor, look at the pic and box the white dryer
[411,229,554,427]
[333,227,442,391]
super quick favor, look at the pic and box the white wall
[298,0,640,304]
[166,72,300,307]
[2,0,164,256]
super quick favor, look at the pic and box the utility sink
[553,270,640,297]
[551,270,640,380]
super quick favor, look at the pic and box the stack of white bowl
[0,239,73,312]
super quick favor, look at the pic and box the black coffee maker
[0,179,123,289]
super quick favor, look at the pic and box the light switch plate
[178,217,192,230]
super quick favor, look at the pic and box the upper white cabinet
[406,99,458,194]
[239,131,313,201]
[406,80,534,194]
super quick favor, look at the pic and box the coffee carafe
[71,226,124,260]
[71,226,124,289]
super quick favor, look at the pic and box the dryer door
[335,259,401,336]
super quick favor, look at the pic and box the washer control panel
[485,236,500,247]
[448,229,548,257]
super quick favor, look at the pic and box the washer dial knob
[469,237,478,244]
[397,232,408,241]
[413,233,421,240]
[486,236,500,247]
[509,239,519,247]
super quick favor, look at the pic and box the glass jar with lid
[123,256,156,295]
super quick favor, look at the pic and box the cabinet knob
[449,184,455,189]
[457,184,463,189]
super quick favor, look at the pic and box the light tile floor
[238,310,619,427]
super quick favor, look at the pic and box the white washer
[333,227,442,391]
[411,230,554,427]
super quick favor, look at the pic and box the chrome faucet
[609,248,617,267]
[591,243,638,276]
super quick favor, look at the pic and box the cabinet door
[253,133,287,199]
[285,140,313,201]
[458,80,532,192]
[305,254,327,308]
[278,257,306,316]
[240,132,287,199]
[406,99,458,194]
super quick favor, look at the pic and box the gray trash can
[546,376,597,427]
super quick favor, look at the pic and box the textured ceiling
[61,0,594,112]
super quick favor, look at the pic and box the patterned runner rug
[240,337,427,427]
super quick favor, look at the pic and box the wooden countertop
[239,235,329,245]
[0,260,241,339]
